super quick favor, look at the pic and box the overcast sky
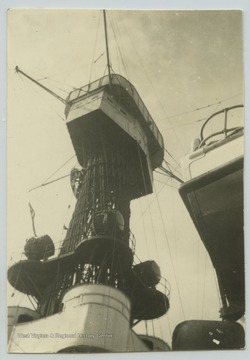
[7,9,244,345]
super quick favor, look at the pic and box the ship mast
[9,12,170,350]
[103,10,112,90]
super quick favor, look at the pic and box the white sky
[7,9,244,346]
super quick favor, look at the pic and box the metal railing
[199,105,244,148]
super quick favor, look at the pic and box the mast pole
[15,66,68,105]
[103,10,112,90]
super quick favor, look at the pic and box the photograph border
[1,1,249,359]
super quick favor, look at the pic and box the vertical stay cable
[153,182,186,320]
[132,159,182,228]
[109,12,131,81]
[114,15,187,156]
[89,11,102,84]
[137,199,150,259]
[136,142,160,260]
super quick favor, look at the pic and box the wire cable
[153,182,186,321]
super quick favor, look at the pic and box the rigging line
[94,52,104,63]
[89,11,102,84]
[36,77,48,81]
[135,143,151,258]
[116,13,150,86]
[164,147,180,167]
[16,71,24,82]
[164,160,182,176]
[167,101,223,120]
[133,252,142,265]
[159,166,174,178]
[159,166,184,184]
[49,85,69,94]
[24,271,43,300]
[161,117,207,131]
[43,77,75,90]
[137,197,150,259]
[43,154,76,183]
[115,15,187,156]
[56,112,66,122]
[154,160,180,179]
[102,64,108,78]
[136,143,160,262]
[160,167,183,184]
[153,182,186,320]
[159,166,178,179]
[132,319,141,327]
[163,158,172,172]
[162,99,244,134]
[15,66,67,105]
[109,12,130,81]
[132,169,178,228]
[28,174,70,193]
[153,176,179,190]
[165,92,244,120]
[38,77,71,95]
[20,73,67,125]
[135,164,179,232]
[163,159,182,177]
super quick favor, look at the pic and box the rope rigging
[89,11,102,84]
[15,66,68,105]
[28,154,76,192]
[153,181,186,321]
[165,91,243,120]
[159,165,184,184]
[28,173,70,192]
[109,12,131,81]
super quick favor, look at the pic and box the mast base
[8,284,149,353]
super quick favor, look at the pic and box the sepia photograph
[6,8,245,353]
